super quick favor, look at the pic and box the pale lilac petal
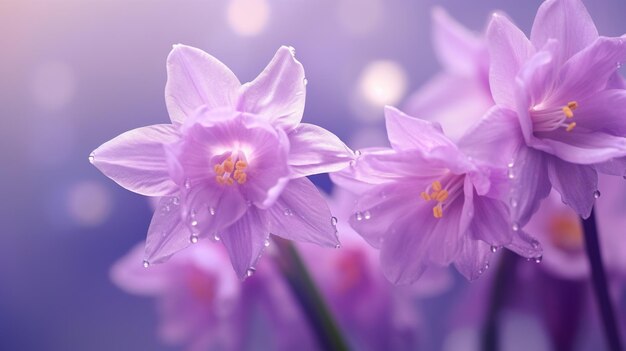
[110,242,175,295]
[547,157,597,218]
[530,0,598,65]
[595,156,626,177]
[537,129,626,164]
[607,72,626,89]
[266,177,339,247]
[384,106,457,152]
[432,7,486,76]
[287,123,354,178]
[509,146,552,226]
[574,89,626,135]
[507,229,543,259]
[553,37,626,103]
[469,195,513,247]
[237,46,306,132]
[144,196,193,264]
[486,13,534,108]
[403,73,493,141]
[91,124,179,196]
[165,45,241,124]
[458,107,523,168]
[454,236,492,281]
[220,208,268,279]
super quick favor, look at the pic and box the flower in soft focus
[299,189,453,350]
[332,106,543,284]
[111,242,320,351]
[91,45,353,278]
[404,7,493,141]
[483,0,626,223]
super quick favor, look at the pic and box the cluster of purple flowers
[91,0,626,349]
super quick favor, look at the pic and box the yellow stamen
[420,192,431,201]
[566,122,576,132]
[225,177,234,186]
[432,180,442,192]
[435,189,449,202]
[216,176,225,185]
[568,101,578,110]
[562,106,574,118]
[223,158,234,173]
[433,205,443,219]
[235,173,247,184]
[235,160,247,170]
[214,164,225,176]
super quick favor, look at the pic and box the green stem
[272,237,350,351]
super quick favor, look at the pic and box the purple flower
[404,7,493,141]
[91,45,353,278]
[484,0,626,221]
[332,106,543,284]
[111,242,320,351]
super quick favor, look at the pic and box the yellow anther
[435,189,449,202]
[420,192,431,201]
[433,205,443,219]
[223,158,234,173]
[235,173,247,184]
[235,160,247,170]
[566,122,576,132]
[432,180,442,192]
[214,164,225,176]
[225,178,234,186]
[567,101,578,110]
[216,176,225,185]
[562,106,574,118]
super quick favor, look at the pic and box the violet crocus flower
[332,106,543,284]
[484,0,626,223]
[404,7,493,141]
[111,242,320,351]
[90,45,353,278]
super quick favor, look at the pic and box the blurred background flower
[2,0,626,350]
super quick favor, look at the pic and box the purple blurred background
[2,0,625,349]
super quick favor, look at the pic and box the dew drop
[512,222,520,231]
[163,205,171,213]
[618,62,623,69]
[283,208,293,216]
[213,234,221,241]
[355,149,362,157]
[208,206,216,215]
[184,179,191,189]
[335,243,342,249]
[534,255,543,263]
[191,220,198,227]
[331,216,338,226]
[509,198,518,208]
[303,78,308,86]
[484,263,490,270]
[593,190,601,199]
[355,211,364,221]
[531,239,540,249]
[88,152,95,164]
[363,210,371,220]
[190,234,199,244]
[490,245,498,253]
[172,197,180,205]
[142,260,150,268]
[264,238,270,247]
[507,160,515,168]
[507,168,515,179]
[287,46,296,57]
[245,267,256,277]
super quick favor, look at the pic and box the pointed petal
[91,124,179,196]
[144,196,192,264]
[486,13,534,108]
[432,7,486,75]
[385,105,456,151]
[266,177,339,247]
[403,73,493,141]
[507,229,543,259]
[237,46,306,132]
[547,157,597,218]
[538,129,626,164]
[574,90,626,135]
[509,146,552,226]
[530,0,598,65]
[553,37,626,103]
[454,236,492,281]
[287,123,354,177]
[470,195,513,247]
[220,208,268,279]
[165,45,241,124]
[110,243,176,295]
[595,156,626,177]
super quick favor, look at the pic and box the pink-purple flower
[91,45,353,278]
[332,106,543,284]
[484,0,626,222]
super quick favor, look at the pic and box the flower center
[531,101,578,133]
[420,177,462,219]
[214,154,248,186]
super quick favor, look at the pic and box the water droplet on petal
[507,160,515,168]
[190,234,199,244]
[172,197,180,205]
[287,46,296,57]
[184,179,191,190]
[363,210,371,220]
[490,246,498,253]
[283,208,293,216]
[331,216,338,226]
[208,206,216,215]
[246,267,256,277]
[593,190,601,199]
[88,152,95,164]
[213,233,221,241]
[507,168,515,179]
[355,149,362,157]
[531,239,540,249]
[264,238,270,247]
[355,211,364,221]
[142,260,150,268]
[163,205,171,213]
[509,198,518,208]
[512,222,520,231]
[303,78,308,86]
[335,243,341,249]
[534,255,543,263]
[191,220,198,227]
[484,263,490,270]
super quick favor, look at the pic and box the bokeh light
[67,180,112,227]
[227,0,270,37]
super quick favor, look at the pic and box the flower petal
[287,123,354,178]
[265,177,339,247]
[553,37,626,103]
[237,46,306,132]
[220,208,269,279]
[469,195,513,247]
[537,129,626,164]
[144,196,193,264]
[594,156,626,177]
[530,0,598,65]
[547,156,597,218]
[165,45,241,124]
[384,106,457,152]
[509,146,552,226]
[507,229,543,259]
[91,124,179,196]
[454,235,492,281]
[574,89,626,135]
[432,7,487,76]
[486,13,535,108]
